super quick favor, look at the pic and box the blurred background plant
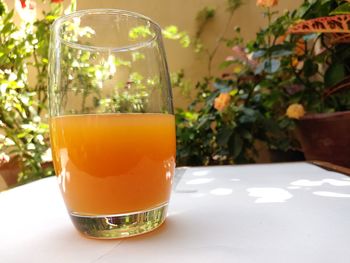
[176,0,278,166]
[176,0,350,166]
[175,0,272,166]
[0,0,190,185]
[3,0,350,185]
[0,0,70,184]
[248,0,350,151]
[281,0,350,115]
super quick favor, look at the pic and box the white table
[1,162,350,263]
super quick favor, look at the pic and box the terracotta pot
[297,111,350,168]
[0,157,20,188]
[269,149,305,163]
[0,156,53,189]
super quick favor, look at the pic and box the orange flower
[275,34,286,45]
[214,93,231,112]
[295,38,306,56]
[286,103,305,119]
[291,57,299,68]
[256,0,278,8]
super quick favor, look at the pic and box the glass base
[70,203,168,239]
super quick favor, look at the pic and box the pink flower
[227,46,247,63]
[0,152,10,166]
[226,46,258,69]
[285,84,304,95]
[256,0,278,8]
[51,0,64,3]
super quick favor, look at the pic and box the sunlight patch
[247,188,293,203]
[313,191,350,198]
[210,188,233,196]
[192,170,210,176]
[291,179,350,187]
[186,178,214,185]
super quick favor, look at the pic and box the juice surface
[50,113,176,215]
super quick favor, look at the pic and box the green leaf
[115,58,131,67]
[214,82,231,93]
[303,59,318,77]
[239,108,257,123]
[196,6,216,24]
[271,49,293,57]
[251,50,266,59]
[196,116,208,129]
[162,26,190,48]
[241,129,253,141]
[241,107,255,116]
[217,126,233,146]
[180,34,191,48]
[45,15,57,22]
[2,22,13,34]
[325,63,346,87]
[128,26,153,39]
[0,1,6,16]
[162,25,179,37]
[220,60,235,69]
[232,134,243,158]
[3,10,14,24]
[330,3,350,15]
[227,0,243,13]
[263,59,281,74]
[302,33,319,41]
[132,52,145,61]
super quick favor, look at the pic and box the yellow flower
[295,38,306,56]
[256,0,278,8]
[214,93,231,112]
[291,57,299,68]
[286,103,305,119]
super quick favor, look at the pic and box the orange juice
[50,113,175,215]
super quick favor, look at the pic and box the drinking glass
[48,9,175,239]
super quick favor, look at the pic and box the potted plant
[175,0,274,166]
[176,0,305,166]
[237,0,350,167]
[277,0,350,167]
[232,0,350,167]
[176,0,350,167]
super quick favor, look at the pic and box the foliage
[176,76,271,166]
[248,0,350,152]
[0,0,191,184]
[0,0,69,184]
[176,0,272,166]
[176,0,350,166]
[264,0,350,115]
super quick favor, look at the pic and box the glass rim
[51,9,162,53]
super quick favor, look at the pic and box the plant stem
[32,49,42,115]
[207,11,235,77]
[266,7,272,73]
[267,8,272,47]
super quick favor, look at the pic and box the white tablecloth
[1,162,350,263]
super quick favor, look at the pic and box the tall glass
[48,9,175,239]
